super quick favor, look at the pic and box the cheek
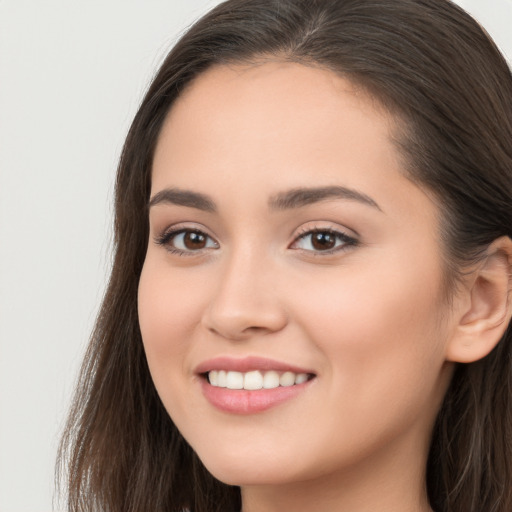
[137,260,207,381]
[290,251,448,407]
[137,259,217,434]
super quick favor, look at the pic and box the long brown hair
[57,1,512,511]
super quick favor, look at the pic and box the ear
[446,236,512,363]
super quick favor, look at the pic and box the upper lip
[194,356,315,375]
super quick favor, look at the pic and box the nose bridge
[202,242,287,340]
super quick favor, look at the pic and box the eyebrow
[148,185,381,213]
[268,186,382,211]
[149,188,216,212]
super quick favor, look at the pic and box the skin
[138,61,468,512]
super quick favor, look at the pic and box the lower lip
[200,378,313,414]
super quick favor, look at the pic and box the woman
[58,1,512,511]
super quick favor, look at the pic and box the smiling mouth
[205,370,315,390]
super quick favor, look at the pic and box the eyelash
[154,226,358,256]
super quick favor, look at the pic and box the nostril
[205,320,282,342]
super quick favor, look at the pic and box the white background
[0,1,510,511]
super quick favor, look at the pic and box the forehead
[164,60,392,139]
[154,62,396,184]
[174,59,386,117]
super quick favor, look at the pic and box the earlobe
[446,236,512,364]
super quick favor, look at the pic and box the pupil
[312,232,335,250]
[184,232,206,249]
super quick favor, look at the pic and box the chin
[195,447,304,487]
[205,463,295,487]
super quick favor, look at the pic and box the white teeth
[279,371,295,387]
[226,371,244,389]
[295,373,308,384]
[208,369,310,390]
[209,370,219,386]
[262,370,280,389]
[244,370,263,390]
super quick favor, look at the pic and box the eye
[291,228,357,254]
[155,228,219,255]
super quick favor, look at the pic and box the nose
[201,249,288,341]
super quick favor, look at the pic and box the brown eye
[156,228,219,254]
[183,231,207,249]
[292,229,358,254]
[311,232,336,250]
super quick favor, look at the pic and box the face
[138,61,455,488]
